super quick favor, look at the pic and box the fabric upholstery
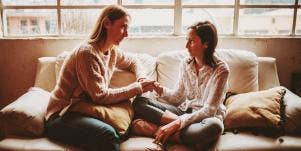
[0,135,83,151]
[258,57,280,90]
[156,49,258,94]
[55,51,157,88]
[215,131,301,151]
[224,86,286,130]
[283,88,301,134]
[34,57,56,92]
[69,100,134,135]
[120,136,163,151]
[0,87,50,137]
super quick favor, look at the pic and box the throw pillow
[224,86,286,131]
[69,100,134,135]
[283,88,301,134]
[0,87,50,137]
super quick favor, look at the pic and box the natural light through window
[0,0,300,37]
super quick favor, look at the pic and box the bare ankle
[160,110,178,125]
[131,119,158,137]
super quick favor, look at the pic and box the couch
[1,49,301,151]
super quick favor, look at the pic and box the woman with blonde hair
[44,5,154,151]
[133,21,229,150]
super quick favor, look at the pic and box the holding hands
[138,78,163,95]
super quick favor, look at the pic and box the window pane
[5,9,57,36]
[2,0,56,5]
[61,9,101,35]
[61,0,116,5]
[296,9,301,35]
[182,8,233,34]
[128,9,173,35]
[239,8,293,35]
[241,0,294,5]
[123,0,174,5]
[183,0,234,5]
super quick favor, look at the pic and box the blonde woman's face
[106,15,130,45]
[185,29,207,57]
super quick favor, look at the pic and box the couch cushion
[157,49,258,94]
[215,132,301,151]
[55,51,157,88]
[0,136,82,151]
[120,136,163,151]
[258,57,280,90]
[224,86,286,131]
[0,87,50,137]
[283,88,301,135]
[34,57,56,92]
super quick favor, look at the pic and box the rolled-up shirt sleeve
[177,64,229,129]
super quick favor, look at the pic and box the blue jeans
[45,111,120,151]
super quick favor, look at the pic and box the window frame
[0,0,300,37]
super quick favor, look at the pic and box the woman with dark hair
[132,21,229,149]
[44,5,154,151]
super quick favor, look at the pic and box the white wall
[0,37,301,108]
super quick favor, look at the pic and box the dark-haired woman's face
[185,29,207,57]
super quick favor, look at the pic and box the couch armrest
[258,57,280,90]
[34,57,56,92]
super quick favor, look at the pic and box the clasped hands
[138,78,163,95]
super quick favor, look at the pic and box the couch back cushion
[258,57,280,90]
[34,57,56,92]
[157,49,259,94]
[55,51,157,89]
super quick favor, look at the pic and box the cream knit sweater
[45,43,145,120]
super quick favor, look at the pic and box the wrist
[137,82,143,93]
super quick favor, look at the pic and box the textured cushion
[0,87,50,137]
[55,51,70,82]
[217,49,258,93]
[34,57,56,92]
[258,57,280,90]
[224,86,286,130]
[69,100,133,135]
[55,51,157,87]
[120,136,163,151]
[215,131,301,151]
[0,136,82,151]
[156,49,258,95]
[283,88,301,134]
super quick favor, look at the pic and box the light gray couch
[1,49,301,151]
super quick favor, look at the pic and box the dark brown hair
[188,21,218,67]
[88,5,130,45]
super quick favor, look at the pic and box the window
[0,0,300,37]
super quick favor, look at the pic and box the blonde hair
[88,5,130,45]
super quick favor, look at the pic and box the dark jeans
[45,111,120,151]
[133,96,224,149]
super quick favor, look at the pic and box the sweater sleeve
[115,49,146,80]
[177,64,229,129]
[159,61,186,106]
[76,50,142,105]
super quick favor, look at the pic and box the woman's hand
[153,119,181,145]
[138,78,156,93]
[153,82,163,96]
